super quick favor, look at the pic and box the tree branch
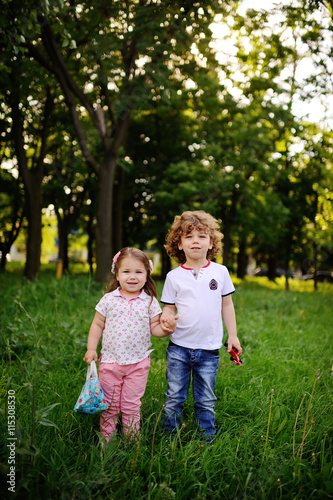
[40,19,101,132]
[27,34,100,173]
[35,86,54,181]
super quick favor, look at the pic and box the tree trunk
[24,186,42,280]
[313,242,318,291]
[9,74,53,280]
[221,189,239,267]
[285,271,289,291]
[86,208,95,275]
[113,166,125,253]
[0,218,23,273]
[0,247,8,271]
[56,214,69,273]
[161,246,171,279]
[284,249,291,291]
[222,222,231,268]
[10,83,43,280]
[267,254,277,281]
[95,155,117,282]
[237,239,247,279]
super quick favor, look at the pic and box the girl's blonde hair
[105,247,157,300]
[164,210,223,264]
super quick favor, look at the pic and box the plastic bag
[74,360,107,414]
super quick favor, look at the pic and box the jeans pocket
[206,349,219,356]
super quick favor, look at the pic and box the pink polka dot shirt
[96,288,162,365]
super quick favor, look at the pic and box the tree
[43,105,92,274]
[298,126,333,288]
[202,2,333,280]
[0,168,24,271]
[1,0,332,281]
[0,39,55,279]
[3,0,233,281]
[120,74,210,276]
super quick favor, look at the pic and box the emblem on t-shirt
[209,279,218,290]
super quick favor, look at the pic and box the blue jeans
[163,341,219,439]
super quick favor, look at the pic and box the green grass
[0,266,332,499]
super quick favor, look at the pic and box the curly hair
[105,247,157,300]
[164,211,223,264]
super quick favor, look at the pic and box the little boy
[160,210,242,441]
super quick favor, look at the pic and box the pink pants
[98,357,150,440]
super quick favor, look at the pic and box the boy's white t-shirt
[161,261,235,350]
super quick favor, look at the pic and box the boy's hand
[227,337,242,355]
[83,349,98,364]
[161,313,179,333]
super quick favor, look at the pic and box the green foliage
[118,1,333,275]
[1,0,333,280]
[0,268,332,499]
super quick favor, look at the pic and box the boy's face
[178,228,213,263]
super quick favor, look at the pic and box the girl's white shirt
[96,288,161,365]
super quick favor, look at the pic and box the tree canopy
[1,0,332,283]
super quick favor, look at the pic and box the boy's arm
[161,304,177,317]
[222,294,242,354]
[83,311,105,364]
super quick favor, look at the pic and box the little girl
[84,247,176,441]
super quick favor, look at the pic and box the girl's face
[116,257,147,298]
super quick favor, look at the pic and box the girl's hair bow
[111,251,121,273]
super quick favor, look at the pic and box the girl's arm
[222,294,242,354]
[83,311,105,364]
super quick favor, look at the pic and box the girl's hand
[83,349,98,364]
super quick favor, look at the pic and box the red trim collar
[181,261,211,271]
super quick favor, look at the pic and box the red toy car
[224,343,243,366]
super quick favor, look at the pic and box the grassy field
[0,266,332,499]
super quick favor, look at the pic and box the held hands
[160,313,179,334]
[83,349,98,365]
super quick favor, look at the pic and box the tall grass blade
[15,300,39,460]
[151,404,164,466]
[298,369,320,462]
[293,393,306,459]
[262,388,274,463]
